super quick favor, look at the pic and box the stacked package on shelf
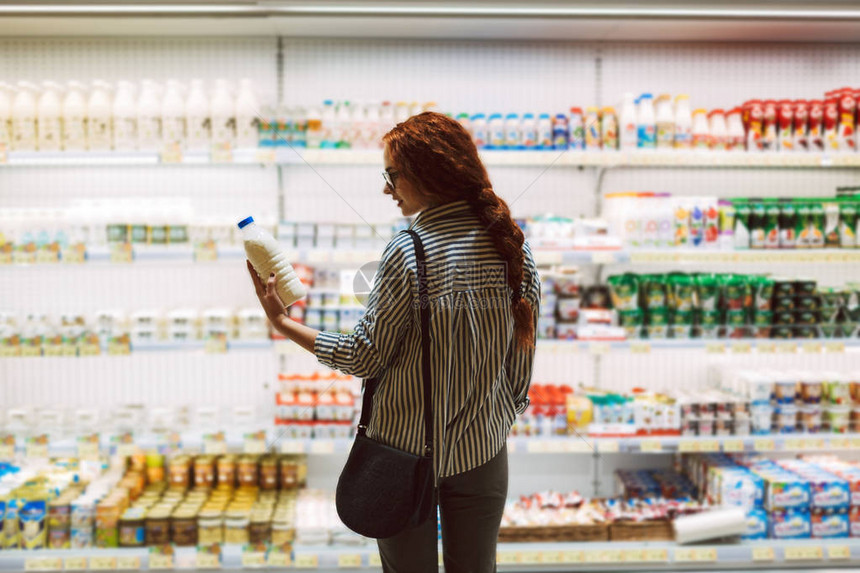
[294,490,365,546]
[274,373,358,439]
[804,456,860,537]
[510,384,573,437]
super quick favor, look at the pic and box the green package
[694,274,719,311]
[720,274,749,310]
[607,274,639,311]
[726,309,748,327]
[618,309,643,327]
[752,276,774,311]
[753,310,773,327]
[839,200,857,248]
[667,274,696,311]
[641,274,667,310]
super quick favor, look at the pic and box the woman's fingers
[266,272,277,296]
[246,261,264,295]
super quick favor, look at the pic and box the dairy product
[619,93,637,149]
[471,113,487,148]
[568,107,584,150]
[161,80,186,147]
[112,80,137,151]
[655,94,674,149]
[520,113,537,149]
[600,107,618,150]
[235,78,259,149]
[37,81,63,151]
[12,81,38,151]
[708,110,727,150]
[185,79,210,151]
[505,113,520,149]
[691,109,709,149]
[0,82,11,148]
[210,79,235,148]
[537,113,552,149]
[673,95,692,149]
[87,80,112,151]
[584,107,601,151]
[240,216,306,307]
[636,94,656,148]
[136,80,161,150]
[489,113,505,149]
[62,81,88,151]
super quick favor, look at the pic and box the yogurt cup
[751,405,774,435]
[850,407,860,434]
[775,405,798,433]
[825,406,850,433]
[774,376,798,404]
[799,406,822,434]
[824,373,851,405]
[800,374,823,405]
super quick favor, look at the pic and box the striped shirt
[314,200,540,478]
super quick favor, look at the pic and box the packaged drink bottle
[379,101,395,135]
[762,100,778,151]
[654,94,673,149]
[726,108,745,151]
[763,202,780,249]
[335,101,352,149]
[363,102,382,149]
[37,81,63,152]
[636,94,656,148]
[12,80,38,151]
[691,109,710,149]
[808,100,824,151]
[673,199,691,246]
[734,201,751,249]
[521,113,537,149]
[185,79,210,151]
[210,79,235,149]
[619,93,638,149]
[292,105,308,148]
[749,203,766,249]
[137,79,162,151]
[161,80,186,148]
[488,114,505,149]
[305,106,322,149]
[745,100,764,152]
[792,100,809,152]
[809,202,825,248]
[689,202,705,247]
[471,113,487,149]
[584,107,601,151]
[823,94,840,151]
[776,100,794,152]
[718,200,735,249]
[505,113,520,149]
[239,216,307,307]
[779,201,797,249]
[839,201,857,248]
[673,95,692,149]
[703,200,719,247]
[837,88,856,151]
[551,113,567,149]
[708,110,727,150]
[0,82,12,149]
[568,107,584,150]
[456,112,472,138]
[600,107,618,150]
[824,201,840,247]
[112,80,138,151]
[320,100,337,149]
[235,78,260,149]
[536,113,552,150]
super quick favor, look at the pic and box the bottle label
[113,117,137,149]
[89,118,111,149]
[63,117,87,150]
[656,122,674,148]
[162,117,186,144]
[0,119,10,145]
[637,125,656,147]
[12,117,36,150]
[38,118,62,150]
[138,117,162,147]
[211,116,235,146]
[237,117,259,147]
[188,116,210,146]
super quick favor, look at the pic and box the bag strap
[356,230,433,459]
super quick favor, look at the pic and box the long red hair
[383,112,534,349]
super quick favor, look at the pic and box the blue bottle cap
[471,113,486,120]
[237,216,254,229]
[539,113,550,119]
[506,113,518,119]
[523,113,535,119]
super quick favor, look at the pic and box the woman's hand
[247,260,289,331]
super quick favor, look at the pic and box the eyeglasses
[382,170,399,189]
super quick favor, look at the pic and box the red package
[838,88,857,150]
[745,100,764,151]
[809,100,824,151]
[824,96,840,151]
[762,100,777,151]
[793,100,809,151]
[777,99,794,151]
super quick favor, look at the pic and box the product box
[850,506,860,537]
[769,508,811,539]
[809,478,851,510]
[762,475,811,511]
[743,508,769,540]
[811,508,849,539]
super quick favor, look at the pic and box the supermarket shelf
[17,432,860,461]
[4,148,860,168]
[6,539,860,572]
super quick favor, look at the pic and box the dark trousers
[377,445,508,573]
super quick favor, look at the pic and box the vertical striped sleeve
[504,242,540,415]
[313,234,414,379]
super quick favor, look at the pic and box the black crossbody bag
[335,229,436,539]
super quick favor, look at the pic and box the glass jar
[260,457,278,491]
[271,519,294,546]
[168,456,191,489]
[217,455,236,488]
[145,507,171,546]
[146,453,165,484]
[171,509,198,546]
[280,457,299,489]
[238,456,259,487]
[194,456,216,488]
[224,511,250,545]
[248,515,271,544]
[198,510,223,545]
[118,508,146,548]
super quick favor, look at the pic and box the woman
[248,112,540,572]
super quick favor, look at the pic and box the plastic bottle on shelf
[349,101,367,149]
[471,113,487,149]
[305,105,322,149]
[112,80,137,151]
[185,79,210,151]
[568,107,584,150]
[489,113,505,149]
[319,100,336,149]
[655,94,674,149]
[584,107,601,151]
[239,215,306,307]
[210,79,235,149]
[0,82,11,149]
[691,109,710,149]
[673,94,692,149]
[335,101,352,148]
[455,112,472,138]
[362,101,381,149]
[379,101,395,135]
[726,108,745,151]
[394,101,410,124]
[505,113,520,149]
[37,81,63,152]
[619,93,637,150]
[708,110,727,150]
[235,78,260,149]
[520,113,537,149]
[552,113,568,150]
[137,79,162,151]
[655,192,674,248]
[636,93,656,149]
[161,79,186,148]
[12,81,38,151]
[600,106,618,150]
[537,113,552,150]
[762,99,778,151]
[62,81,88,151]
[87,80,113,151]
